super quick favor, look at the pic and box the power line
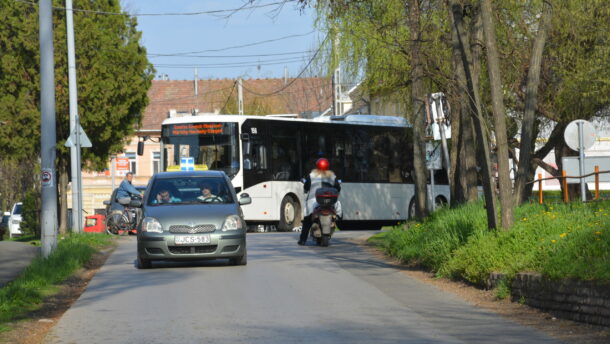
[148,49,318,59]
[152,56,313,69]
[220,82,238,111]
[240,36,329,97]
[14,0,297,17]
[147,31,315,55]
[147,80,330,104]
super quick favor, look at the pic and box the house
[74,77,332,216]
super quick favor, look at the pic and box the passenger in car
[152,189,181,204]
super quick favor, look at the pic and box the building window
[152,151,160,174]
[125,152,137,174]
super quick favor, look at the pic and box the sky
[120,0,324,81]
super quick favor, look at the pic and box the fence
[530,165,610,204]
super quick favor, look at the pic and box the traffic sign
[41,168,53,187]
[64,124,92,148]
[116,157,130,176]
[564,120,596,151]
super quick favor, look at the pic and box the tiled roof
[140,77,332,131]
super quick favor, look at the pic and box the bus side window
[256,144,268,170]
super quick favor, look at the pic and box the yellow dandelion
[551,239,557,243]
[595,231,602,235]
[522,218,527,221]
[559,233,567,238]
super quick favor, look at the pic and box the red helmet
[316,158,329,171]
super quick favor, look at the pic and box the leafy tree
[0,1,154,231]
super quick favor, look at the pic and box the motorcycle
[309,184,341,247]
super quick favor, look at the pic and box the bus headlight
[142,217,163,233]
[222,215,243,231]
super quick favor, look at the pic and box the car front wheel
[229,253,247,266]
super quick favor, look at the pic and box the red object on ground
[84,214,106,233]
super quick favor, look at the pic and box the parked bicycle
[103,190,143,236]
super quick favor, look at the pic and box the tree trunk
[58,158,69,234]
[513,0,553,205]
[407,0,429,218]
[481,0,514,229]
[450,1,497,229]
[449,4,478,204]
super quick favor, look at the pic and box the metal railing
[529,165,610,203]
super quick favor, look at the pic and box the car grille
[169,224,216,234]
[168,245,218,254]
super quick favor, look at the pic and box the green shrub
[20,189,41,237]
[370,200,610,287]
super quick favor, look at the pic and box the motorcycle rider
[298,157,341,245]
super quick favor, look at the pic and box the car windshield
[13,204,22,215]
[147,176,234,206]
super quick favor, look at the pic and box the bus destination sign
[171,123,223,136]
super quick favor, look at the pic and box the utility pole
[66,0,83,233]
[39,0,58,257]
[332,68,340,116]
[237,78,244,115]
[194,68,198,96]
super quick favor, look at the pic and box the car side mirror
[102,200,111,206]
[239,193,252,205]
[130,199,142,208]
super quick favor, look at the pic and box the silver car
[136,171,251,269]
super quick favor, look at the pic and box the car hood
[143,203,240,230]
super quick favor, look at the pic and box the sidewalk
[0,241,40,287]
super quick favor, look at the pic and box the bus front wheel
[278,195,301,232]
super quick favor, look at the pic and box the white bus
[159,114,449,231]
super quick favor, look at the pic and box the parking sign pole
[39,0,58,258]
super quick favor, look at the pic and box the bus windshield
[162,122,239,177]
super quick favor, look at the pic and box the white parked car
[8,202,23,238]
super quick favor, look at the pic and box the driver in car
[152,189,181,204]
[197,183,219,202]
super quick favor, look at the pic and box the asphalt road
[43,232,562,344]
[0,241,39,288]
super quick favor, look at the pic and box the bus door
[241,120,271,197]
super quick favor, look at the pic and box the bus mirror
[244,141,251,155]
[240,133,250,141]
[137,141,144,156]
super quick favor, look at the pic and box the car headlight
[142,217,163,233]
[221,215,243,231]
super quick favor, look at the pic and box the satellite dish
[564,120,596,151]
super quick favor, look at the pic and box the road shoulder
[0,245,116,344]
[354,235,610,344]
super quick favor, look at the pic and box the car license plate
[175,234,211,245]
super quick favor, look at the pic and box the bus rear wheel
[278,195,301,232]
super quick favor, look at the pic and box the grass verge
[369,200,610,287]
[0,233,115,330]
